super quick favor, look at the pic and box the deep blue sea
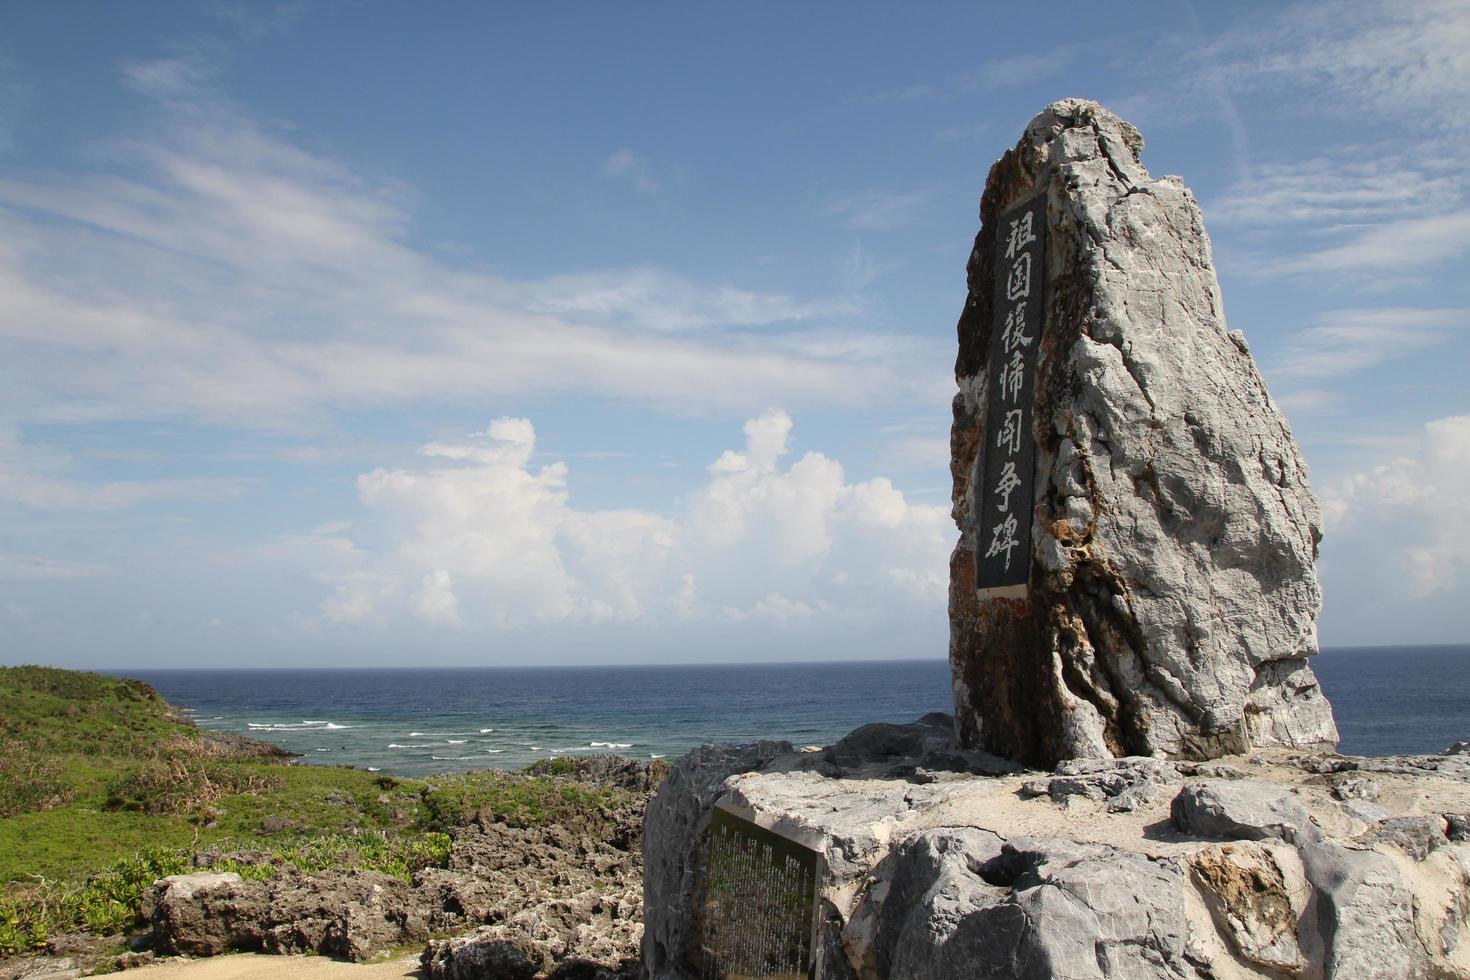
[122,645,1469,777]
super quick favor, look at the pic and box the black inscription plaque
[693,806,820,980]
[976,193,1047,594]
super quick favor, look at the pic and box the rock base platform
[644,715,1470,979]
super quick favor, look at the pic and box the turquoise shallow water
[121,646,1469,777]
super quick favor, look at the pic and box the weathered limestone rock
[641,740,794,980]
[421,931,547,980]
[1020,756,1185,812]
[1301,840,1428,978]
[1363,814,1449,861]
[1188,842,1304,973]
[143,868,428,961]
[949,98,1337,766]
[141,872,248,958]
[850,833,1203,980]
[1172,779,1321,844]
[641,720,1470,979]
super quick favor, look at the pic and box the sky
[1,0,1467,668]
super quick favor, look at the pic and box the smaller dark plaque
[693,806,821,980]
[976,192,1047,595]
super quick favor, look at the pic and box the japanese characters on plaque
[976,193,1046,595]
[694,806,820,980]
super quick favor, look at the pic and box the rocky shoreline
[4,756,658,980]
[12,718,1470,979]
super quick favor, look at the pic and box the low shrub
[0,845,188,955]
[104,759,282,816]
[0,746,75,818]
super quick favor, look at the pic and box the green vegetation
[0,665,649,958]
[418,770,622,831]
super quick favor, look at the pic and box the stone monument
[949,98,1338,766]
[642,103,1470,980]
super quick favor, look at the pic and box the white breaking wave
[650,754,665,760]
[484,749,504,754]
[590,741,633,749]
[479,728,494,733]
[247,721,351,732]
[446,739,466,744]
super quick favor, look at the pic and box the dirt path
[122,953,422,979]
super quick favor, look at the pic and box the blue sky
[1,0,1467,667]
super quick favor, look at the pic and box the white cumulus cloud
[1321,414,1470,599]
[312,412,952,632]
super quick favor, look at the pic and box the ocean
[125,645,1470,778]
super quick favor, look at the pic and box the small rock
[1293,755,1359,775]
[820,715,956,772]
[1026,757,1180,812]
[1172,780,1320,843]
[1364,815,1449,861]
[1443,742,1470,756]
[1446,813,1470,842]
[422,929,548,980]
[258,813,295,834]
[1189,843,1302,973]
[1332,776,1381,802]
[1176,762,1247,780]
[1018,777,1051,798]
[112,951,155,971]
[8,957,79,980]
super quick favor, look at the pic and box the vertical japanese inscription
[694,806,819,980]
[976,194,1047,594]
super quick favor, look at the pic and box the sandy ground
[122,953,422,979]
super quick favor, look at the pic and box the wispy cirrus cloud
[1127,1,1470,129]
[1279,212,1470,277]
[0,553,101,580]
[601,148,661,195]
[0,424,246,511]
[1267,307,1469,382]
[0,75,934,430]
[864,46,1076,108]
[513,268,853,331]
[823,190,928,231]
[1203,0,1470,122]
[963,49,1078,92]
[1209,151,1465,228]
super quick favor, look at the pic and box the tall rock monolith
[949,99,1338,767]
